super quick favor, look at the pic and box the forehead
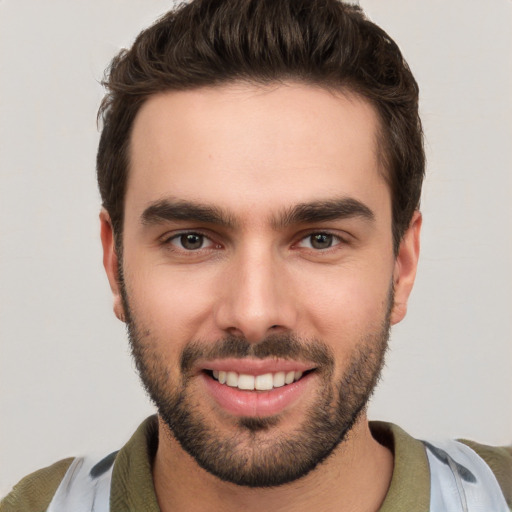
[126,82,389,221]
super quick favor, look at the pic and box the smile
[199,358,317,416]
[210,370,305,391]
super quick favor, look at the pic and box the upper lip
[198,357,316,375]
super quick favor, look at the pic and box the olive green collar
[371,421,430,512]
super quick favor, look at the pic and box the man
[2,0,510,511]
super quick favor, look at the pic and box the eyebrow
[273,197,375,228]
[140,196,374,230]
[141,199,237,228]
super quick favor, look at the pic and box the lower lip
[201,372,315,417]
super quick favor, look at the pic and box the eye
[168,232,215,251]
[297,233,341,250]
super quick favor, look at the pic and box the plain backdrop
[1,0,511,495]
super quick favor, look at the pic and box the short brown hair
[97,0,424,253]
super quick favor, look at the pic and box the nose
[214,244,297,343]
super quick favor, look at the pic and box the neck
[153,414,393,512]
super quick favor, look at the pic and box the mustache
[180,333,334,373]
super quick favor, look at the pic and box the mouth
[205,369,313,391]
[199,360,317,417]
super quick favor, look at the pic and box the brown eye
[170,233,208,250]
[180,233,203,250]
[296,232,342,250]
[309,233,334,249]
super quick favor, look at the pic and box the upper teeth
[212,370,304,391]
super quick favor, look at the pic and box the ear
[100,209,126,323]
[391,210,422,325]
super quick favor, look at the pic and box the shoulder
[0,457,74,512]
[459,439,512,508]
[0,416,158,512]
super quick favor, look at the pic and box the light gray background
[1,0,511,495]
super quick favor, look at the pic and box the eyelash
[162,231,219,252]
[161,230,348,254]
[295,231,346,251]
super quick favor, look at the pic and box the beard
[121,282,392,488]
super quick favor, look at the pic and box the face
[101,82,420,487]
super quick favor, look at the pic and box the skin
[101,82,421,512]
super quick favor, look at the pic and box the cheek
[295,262,393,342]
[123,261,220,342]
